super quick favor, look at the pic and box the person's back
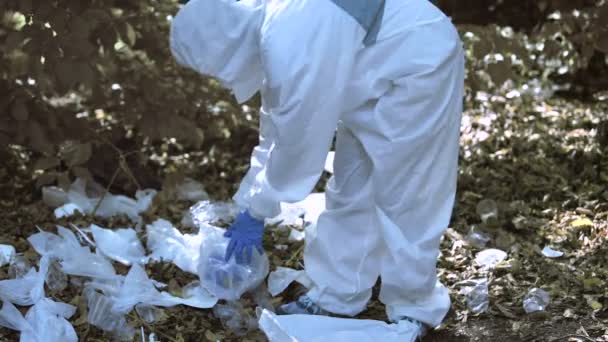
[170,0,464,339]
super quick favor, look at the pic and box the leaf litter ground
[0,95,607,341]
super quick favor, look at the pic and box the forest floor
[0,94,607,341]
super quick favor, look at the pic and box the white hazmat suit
[171,0,464,328]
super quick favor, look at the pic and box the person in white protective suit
[170,0,464,338]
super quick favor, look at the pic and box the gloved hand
[224,211,265,264]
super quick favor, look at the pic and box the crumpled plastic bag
[198,225,269,301]
[0,256,49,306]
[83,287,135,340]
[268,267,312,297]
[28,226,117,279]
[43,178,156,220]
[90,225,147,266]
[146,219,203,274]
[258,309,421,342]
[111,264,217,314]
[0,298,77,342]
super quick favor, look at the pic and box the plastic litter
[146,219,203,274]
[523,288,550,313]
[258,309,423,342]
[176,178,209,202]
[45,259,68,292]
[476,199,498,223]
[0,244,16,268]
[465,225,490,248]
[213,301,257,336]
[90,225,147,266]
[83,287,135,340]
[459,278,489,314]
[541,246,564,258]
[54,203,85,219]
[268,267,313,297]
[475,248,507,269]
[277,295,327,316]
[135,304,164,323]
[190,201,239,227]
[288,228,305,242]
[0,256,49,306]
[44,178,156,220]
[0,300,34,338]
[197,224,269,301]
[29,226,117,279]
[23,298,78,342]
[324,151,335,174]
[8,254,32,279]
[111,264,217,314]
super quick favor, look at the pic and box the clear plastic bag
[197,224,269,301]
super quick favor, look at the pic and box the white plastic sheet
[90,225,147,266]
[111,264,217,314]
[28,226,117,279]
[268,267,312,297]
[541,246,563,258]
[0,256,49,306]
[475,249,507,269]
[146,219,202,274]
[258,309,421,342]
[23,298,78,342]
[43,178,156,220]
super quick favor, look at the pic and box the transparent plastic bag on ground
[197,224,269,301]
[213,301,257,336]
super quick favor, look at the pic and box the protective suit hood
[170,0,265,103]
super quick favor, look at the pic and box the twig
[554,334,596,342]
[91,166,121,217]
[285,244,304,268]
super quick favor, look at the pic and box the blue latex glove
[224,211,265,264]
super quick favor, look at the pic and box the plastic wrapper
[197,225,269,301]
[459,278,489,314]
[111,264,217,314]
[0,256,49,306]
[8,255,32,279]
[258,309,422,342]
[135,304,164,323]
[541,246,563,258]
[190,201,238,227]
[475,249,507,269]
[213,301,257,336]
[90,225,147,266]
[44,178,156,220]
[146,219,203,274]
[465,225,490,248]
[268,267,312,297]
[45,259,68,292]
[84,287,135,340]
[523,288,550,313]
[23,298,78,342]
[28,226,117,280]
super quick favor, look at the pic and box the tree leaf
[124,22,137,47]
